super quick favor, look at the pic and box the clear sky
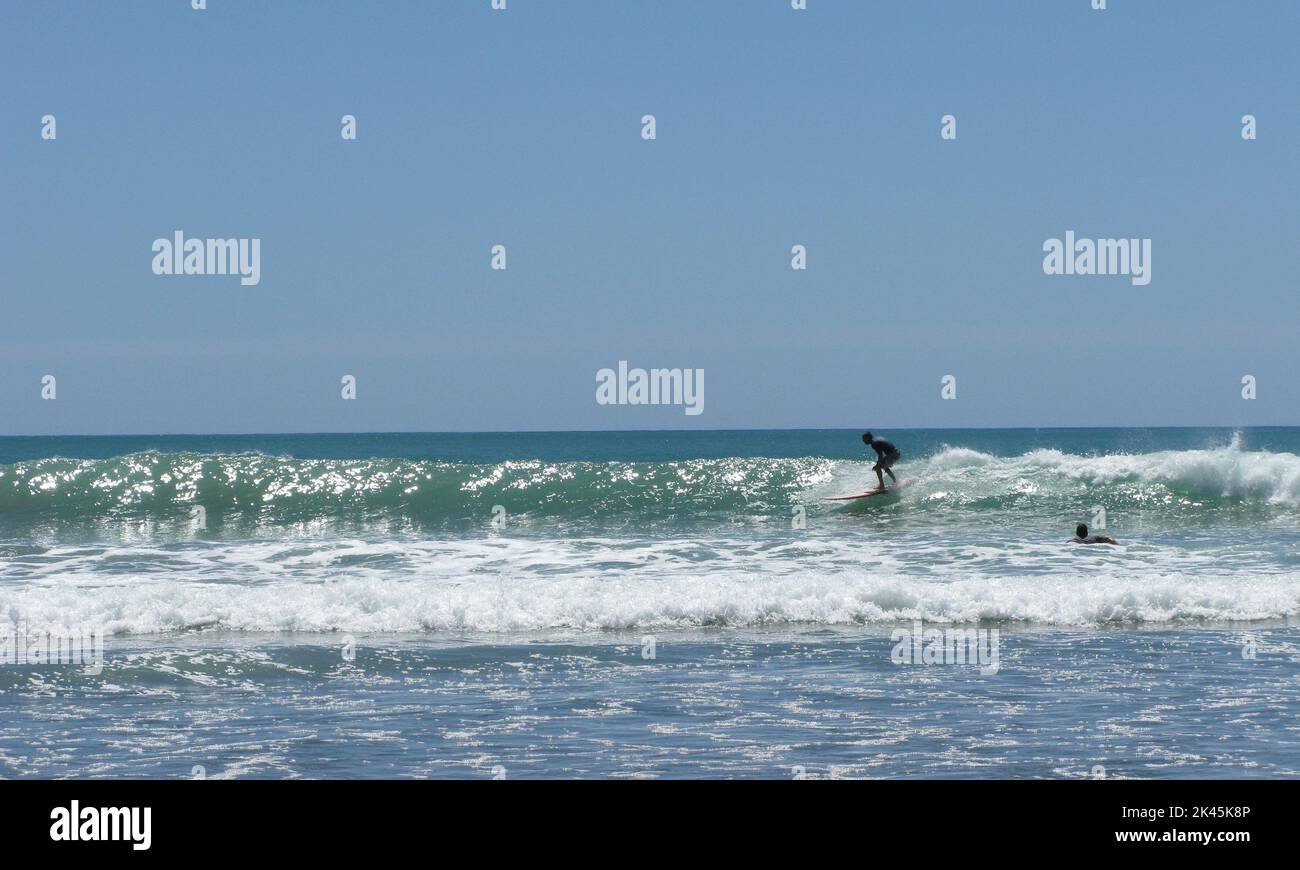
[2,0,1297,434]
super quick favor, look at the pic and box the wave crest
[0,442,1297,539]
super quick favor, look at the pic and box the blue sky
[2,0,1297,434]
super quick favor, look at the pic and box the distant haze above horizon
[3,1,1297,435]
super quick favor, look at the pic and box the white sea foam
[5,535,1298,635]
[897,442,1300,506]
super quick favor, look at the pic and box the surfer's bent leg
[883,453,899,483]
[873,461,885,489]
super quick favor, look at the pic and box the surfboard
[823,478,912,501]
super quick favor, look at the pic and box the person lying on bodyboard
[1069,523,1117,545]
[862,432,900,491]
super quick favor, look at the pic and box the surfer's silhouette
[1069,523,1117,545]
[862,432,900,490]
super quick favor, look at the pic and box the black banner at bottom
[2,779,1283,855]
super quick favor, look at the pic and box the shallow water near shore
[2,626,1298,779]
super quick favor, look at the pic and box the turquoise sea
[2,428,1298,778]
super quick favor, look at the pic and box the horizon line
[1,423,1296,439]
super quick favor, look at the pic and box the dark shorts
[874,451,900,470]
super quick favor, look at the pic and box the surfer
[862,432,900,490]
[1069,523,1118,545]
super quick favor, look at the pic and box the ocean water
[2,428,1298,778]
